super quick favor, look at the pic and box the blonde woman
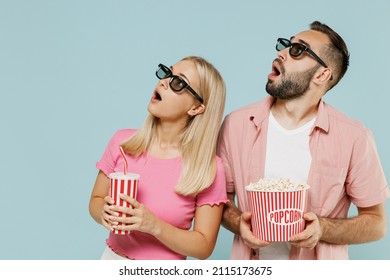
[89,56,227,260]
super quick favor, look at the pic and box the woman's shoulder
[106,128,138,147]
[112,128,138,141]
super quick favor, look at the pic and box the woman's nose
[159,77,169,89]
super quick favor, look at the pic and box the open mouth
[272,60,281,76]
[153,91,162,101]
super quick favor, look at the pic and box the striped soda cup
[108,172,140,235]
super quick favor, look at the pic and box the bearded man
[217,21,389,260]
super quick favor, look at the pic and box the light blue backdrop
[1,0,389,260]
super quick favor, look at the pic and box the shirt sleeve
[217,115,235,194]
[195,157,229,207]
[346,128,390,207]
[96,129,135,177]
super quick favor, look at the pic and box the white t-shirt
[259,112,315,260]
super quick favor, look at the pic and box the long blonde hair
[121,56,226,196]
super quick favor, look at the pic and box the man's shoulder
[225,98,268,121]
[324,102,371,136]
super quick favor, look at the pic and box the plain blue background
[1,0,389,259]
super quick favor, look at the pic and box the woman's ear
[187,103,205,116]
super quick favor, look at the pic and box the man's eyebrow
[290,36,311,48]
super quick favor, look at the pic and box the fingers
[289,212,321,249]
[240,212,270,249]
[114,194,140,210]
[104,196,142,230]
[100,196,119,230]
[101,207,118,231]
[289,231,316,249]
[289,234,317,249]
[110,195,140,214]
[241,212,252,222]
[104,195,115,205]
[107,196,158,235]
[303,212,317,222]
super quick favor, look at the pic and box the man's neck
[271,97,320,130]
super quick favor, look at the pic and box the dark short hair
[310,21,350,87]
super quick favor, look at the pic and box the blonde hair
[121,56,226,196]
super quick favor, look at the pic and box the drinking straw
[119,146,128,175]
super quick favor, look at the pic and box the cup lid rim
[109,172,140,180]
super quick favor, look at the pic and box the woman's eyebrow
[170,66,191,84]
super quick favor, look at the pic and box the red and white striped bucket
[108,172,140,235]
[246,188,308,241]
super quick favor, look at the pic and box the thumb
[241,212,252,222]
[303,212,317,221]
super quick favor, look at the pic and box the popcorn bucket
[246,187,309,242]
[108,172,140,235]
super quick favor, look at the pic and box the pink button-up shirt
[217,96,389,259]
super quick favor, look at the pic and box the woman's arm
[89,170,116,229]
[111,196,224,259]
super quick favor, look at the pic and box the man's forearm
[221,200,242,235]
[319,204,386,244]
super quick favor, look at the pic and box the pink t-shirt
[218,96,389,260]
[96,129,228,260]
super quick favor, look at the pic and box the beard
[266,64,320,100]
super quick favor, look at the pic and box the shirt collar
[249,96,274,129]
[310,99,329,135]
[249,95,330,134]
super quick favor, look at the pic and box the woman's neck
[148,123,183,159]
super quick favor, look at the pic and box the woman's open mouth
[152,91,162,101]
